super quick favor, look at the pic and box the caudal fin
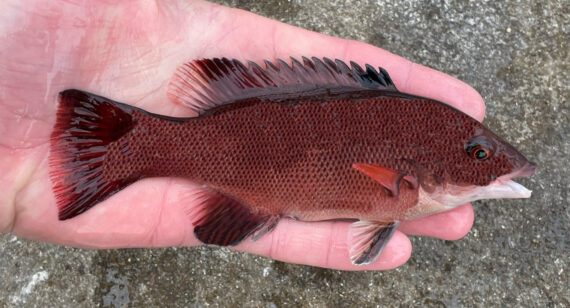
[49,90,138,220]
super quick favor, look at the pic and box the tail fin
[49,90,137,220]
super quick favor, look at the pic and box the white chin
[423,180,533,211]
[483,180,532,199]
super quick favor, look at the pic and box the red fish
[49,57,536,265]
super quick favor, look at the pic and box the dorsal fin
[167,57,398,114]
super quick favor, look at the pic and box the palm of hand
[0,0,483,270]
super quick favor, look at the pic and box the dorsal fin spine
[248,61,275,87]
[324,58,341,75]
[290,57,310,83]
[178,63,214,109]
[237,60,262,88]
[380,67,394,86]
[207,59,233,98]
[168,56,399,114]
[365,64,384,86]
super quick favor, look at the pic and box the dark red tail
[49,90,138,220]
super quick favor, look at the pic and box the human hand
[0,0,483,270]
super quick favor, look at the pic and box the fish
[49,57,536,265]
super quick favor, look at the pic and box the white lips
[434,180,532,210]
[484,179,532,199]
[413,179,533,217]
[405,163,536,220]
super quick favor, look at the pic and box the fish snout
[515,161,537,179]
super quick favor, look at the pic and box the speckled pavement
[1,1,568,307]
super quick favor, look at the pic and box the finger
[235,219,412,271]
[398,204,474,240]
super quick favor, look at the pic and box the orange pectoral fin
[352,163,406,197]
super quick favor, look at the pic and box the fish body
[50,57,535,264]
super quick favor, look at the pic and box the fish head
[409,117,536,216]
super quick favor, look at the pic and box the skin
[0,0,484,270]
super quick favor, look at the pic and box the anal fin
[190,188,278,246]
[251,215,281,241]
[348,220,400,265]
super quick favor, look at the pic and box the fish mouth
[482,179,532,199]
[489,161,537,199]
[418,161,537,212]
[511,161,537,179]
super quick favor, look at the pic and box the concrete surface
[1,0,568,307]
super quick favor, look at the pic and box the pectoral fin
[352,163,406,197]
[348,220,400,265]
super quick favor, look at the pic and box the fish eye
[471,145,490,160]
[465,136,494,161]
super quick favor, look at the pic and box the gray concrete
[1,0,568,307]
